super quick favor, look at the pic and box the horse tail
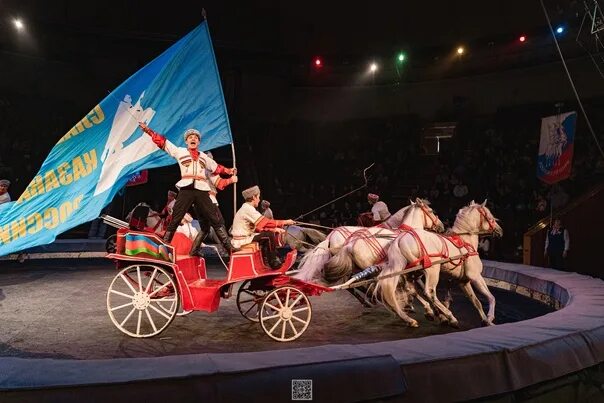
[301,228,327,245]
[374,238,410,317]
[324,243,355,284]
[293,239,331,282]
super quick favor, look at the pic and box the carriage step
[185,279,227,313]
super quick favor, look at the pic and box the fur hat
[183,128,201,142]
[368,193,379,202]
[242,185,260,200]
[0,179,10,187]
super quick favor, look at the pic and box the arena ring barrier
[0,261,602,402]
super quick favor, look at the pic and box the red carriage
[105,206,330,342]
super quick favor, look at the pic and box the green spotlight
[397,52,406,63]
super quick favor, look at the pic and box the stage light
[556,26,564,34]
[369,62,378,72]
[397,52,406,62]
[314,57,322,67]
[457,46,465,55]
[13,18,24,31]
[519,35,526,42]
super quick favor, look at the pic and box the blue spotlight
[556,26,564,34]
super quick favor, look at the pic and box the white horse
[285,226,327,252]
[374,201,503,328]
[295,198,444,282]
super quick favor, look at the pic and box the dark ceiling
[0,1,574,56]
[0,1,589,86]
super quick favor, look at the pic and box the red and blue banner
[126,170,148,187]
[537,112,576,184]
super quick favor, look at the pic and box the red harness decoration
[397,229,478,271]
[343,227,392,264]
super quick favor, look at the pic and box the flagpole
[231,142,237,218]
[203,8,238,219]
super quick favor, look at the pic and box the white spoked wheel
[107,264,179,338]
[236,280,269,322]
[260,286,312,342]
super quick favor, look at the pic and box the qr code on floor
[292,379,312,400]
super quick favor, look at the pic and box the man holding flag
[0,20,237,257]
[139,123,238,252]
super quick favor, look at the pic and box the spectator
[544,218,570,270]
[0,179,10,205]
[260,200,273,219]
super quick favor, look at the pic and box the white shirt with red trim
[231,202,264,248]
[163,139,218,191]
[371,201,391,222]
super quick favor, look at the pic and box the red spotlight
[519,35,526,43]
[314,57,322,67]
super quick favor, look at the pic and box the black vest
[547,228,565,253]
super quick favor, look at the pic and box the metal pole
[540,0,604,161]
[231,142,237,217]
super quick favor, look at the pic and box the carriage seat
[234,242,260,253]
[129,205,150,231]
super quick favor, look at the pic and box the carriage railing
[100,214,129,230]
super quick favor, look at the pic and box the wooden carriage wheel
[236,280,269,322]
[259,286,312,342]
[106,264,179,338]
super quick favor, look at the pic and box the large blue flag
[0,21,232,256]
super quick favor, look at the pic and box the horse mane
[388,204,412,225]
[415,198,431,206]
[451,202,479,233]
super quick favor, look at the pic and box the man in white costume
[368,193,391,224]
[231,185,295,268]
[139,123,238,252]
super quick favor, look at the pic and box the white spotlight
[13,18,24,31]
[369,63,378,73]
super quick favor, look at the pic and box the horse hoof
[483,320,495,326]
[408,320,419,328]
[449,320,460,329]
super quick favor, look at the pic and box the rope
[294,221,334,231]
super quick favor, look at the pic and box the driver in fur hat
[232,185,295,268]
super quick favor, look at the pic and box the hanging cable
[540,0,604,161]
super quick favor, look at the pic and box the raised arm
[139,123,179,158]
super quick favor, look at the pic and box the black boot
[163,230,175,244]
[269,255,283,269]
[262,244,282,269]
[213,225,239,252]
[189,229,208,257]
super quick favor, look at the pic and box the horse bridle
[477,206,497,232]
[447,206,498,237]
[418,204,441,232]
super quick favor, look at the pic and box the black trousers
[167,186,222,233]
[253,231,280,263]
[196,204,224,234]
[548,251,565,270]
